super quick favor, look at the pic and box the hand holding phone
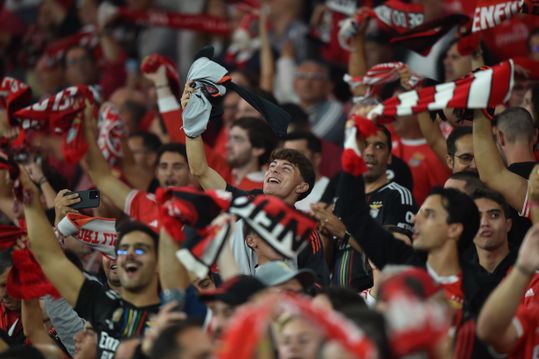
[63,190,100,210]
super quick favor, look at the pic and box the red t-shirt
[235,171,265,191]
[510,303,539,359]
[391,135,451,205]
[124,190,159,230]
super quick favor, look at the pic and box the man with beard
[312,125,417,291]
[225,117,277,191]
[22,168,160,359]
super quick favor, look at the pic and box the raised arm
[21,169,85,307]
[159,229,190,291]
[473,110,527,210]
[258,11,274,93]
[82,103,132,212]
[181,84,227,191]
[477,223,539,353]
[347,10,370,97]
[528,164,539,224]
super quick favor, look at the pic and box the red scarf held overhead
[140,54,181,99]
[14,85,98,163]
[97,103,126,167]
[155,187,232,244]
[116,7,230,35]
[0,225,60,300]
[367,59,516,122]
[345,62,423,100]
[470,0,538,33]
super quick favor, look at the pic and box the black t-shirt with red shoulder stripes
[75,279,159,359]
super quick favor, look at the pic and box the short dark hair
[116,221,159,253]
[447,126,472,157]
[446,171,484,195]
[130,132,162,153]
[283,131,322,154]
[270,148,315,201]
[232,117,278,165]
[494,107,535,143]
[471,187,510,218]
[319,288,366,311]
[375,125,392,153]
[428,187,480,254]
[156,143,188,165]
[150,320,204,359]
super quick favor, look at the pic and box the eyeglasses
[454,153,474,164]
[116,246,148,256]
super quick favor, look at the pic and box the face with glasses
[447,134,476,173]
[115,231,158,292]
[65,46,96,86]
[293,62,331,105]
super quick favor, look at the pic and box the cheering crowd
[0,0,539,358]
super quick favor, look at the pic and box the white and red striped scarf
[344,62,422,101]
[14,85,99,163]
[99,2,230,36]
[338,1,425,50]
[57,213,117,259]
[97,103,126,167]
[218,292,377,359]
[367,60,515,122]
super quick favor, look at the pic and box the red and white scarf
[338,1,425,50]
[57,213,117,259]
[99,3,231,35]
[97,103,126,167]
[176,222,231,279]
[140,53,181,98]
[344,62,422,101]
[470,0,538,33]
[218,292,377,359]
[155,187,232,244]
[14,85,99,163]
[0,225,60,300]
[367,60,515,122]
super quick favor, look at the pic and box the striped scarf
[367,60,515,122]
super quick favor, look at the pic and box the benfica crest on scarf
[229,195,317,259]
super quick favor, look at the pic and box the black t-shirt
[75,279,159,359]
[331,181,417,291]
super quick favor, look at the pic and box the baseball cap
[198,275,266,306]
[255,261,316,290]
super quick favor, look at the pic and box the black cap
[198,275,266,306]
